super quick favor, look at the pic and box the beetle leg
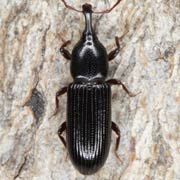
[112,121,123,164]
[58,121,66,148]
[106,79,141,97]
[108,36,120,61]
[49,86,68,119]
[60,40,71,60]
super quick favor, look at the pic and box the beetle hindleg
[49,86,68,119]
[106,79,140,97]
[112,121,123,163]
[60,40,71,60]
[58,121,66,148]
[108,36,120,61]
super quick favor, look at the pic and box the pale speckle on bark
[0,0,179,180]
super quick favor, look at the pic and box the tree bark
[0,0,179,180]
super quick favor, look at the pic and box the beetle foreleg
[106,79,140,97]
[108,31,130,61]
[58,121,66,148]
[112,121,123,164]
[108,36,120,61]
[60,40,71,60]
[49,86,68,119]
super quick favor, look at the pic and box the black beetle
[50,0,139,175]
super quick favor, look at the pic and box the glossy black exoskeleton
[51,1,139,175]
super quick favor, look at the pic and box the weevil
[51,0,139,175]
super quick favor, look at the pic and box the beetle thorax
[70,10,108,83]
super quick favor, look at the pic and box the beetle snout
[82,3,93,13]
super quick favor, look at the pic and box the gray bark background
[0,0,179,180]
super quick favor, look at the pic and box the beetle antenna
[60,0,122,14]
[94,0,122,14]
[61,0,82,13]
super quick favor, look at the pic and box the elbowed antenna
[61,0,82,12]
[60,0,123,14]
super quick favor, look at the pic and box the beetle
[50,0,139,175]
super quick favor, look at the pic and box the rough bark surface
[0,0,179,180]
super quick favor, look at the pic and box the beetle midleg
[58,121,67,148]
[106,79,140,97]
[49,86,68,119]
[60,40,71,60]
[108,36,120,61]
[112,121,123,163]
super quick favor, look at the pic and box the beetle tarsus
[60,40,72,60]
[112,121,123,164]
[58,121,67,148]
[49,86,68,119]
[106,79,140,97]
[108,36,120,61]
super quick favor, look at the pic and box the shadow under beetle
[51,0,139,175]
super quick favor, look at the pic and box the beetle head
[82,3,93,13]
